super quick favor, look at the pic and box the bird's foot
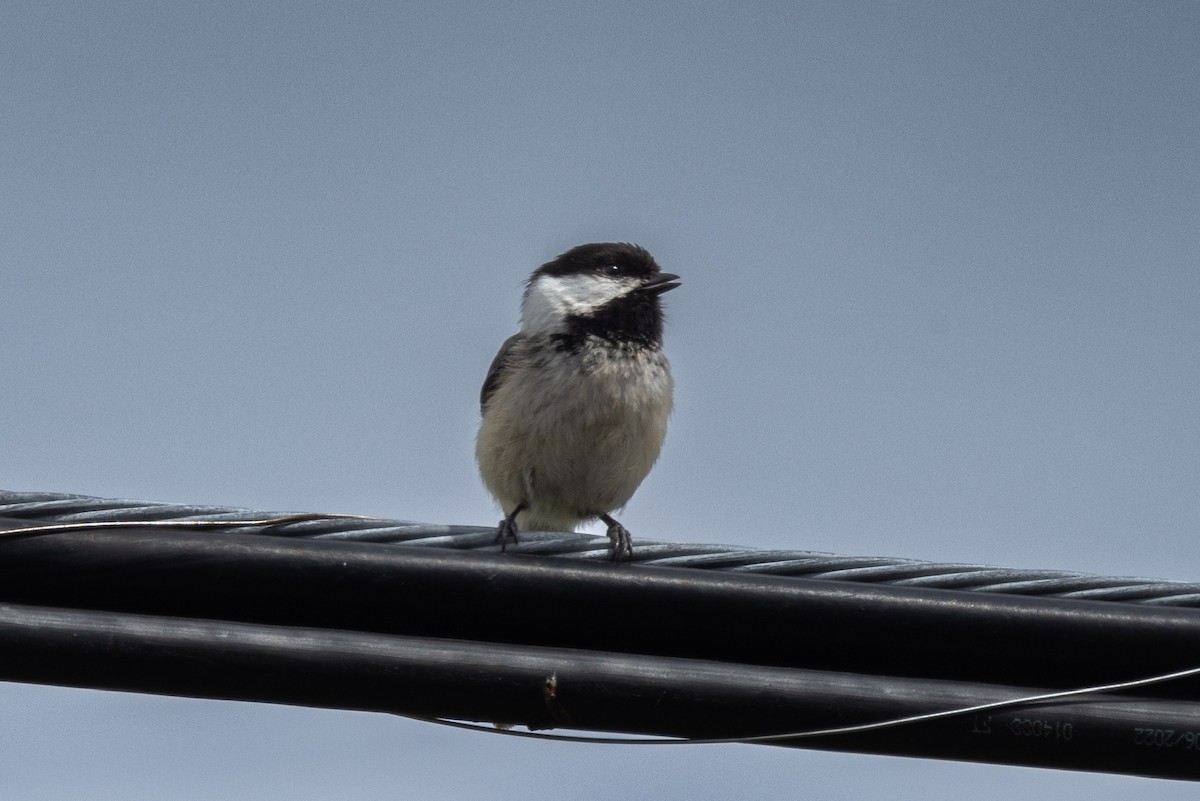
[493,504,525,552]
[494,517,520,552]
[600,514,633,562]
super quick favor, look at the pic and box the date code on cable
[1132,728,1200,749]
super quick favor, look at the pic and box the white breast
[475,338,673,531]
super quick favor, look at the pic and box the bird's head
[520,243,680,346]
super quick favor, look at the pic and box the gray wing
[480,333,526,414]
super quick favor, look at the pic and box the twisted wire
[2,490,1197,606]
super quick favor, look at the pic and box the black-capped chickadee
[476,242,680,561]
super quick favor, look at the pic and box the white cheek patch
[521,274,629,334]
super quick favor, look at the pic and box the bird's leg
[599,513,633,562]
[494,503,525,552]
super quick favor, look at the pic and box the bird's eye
[606,264,621,274]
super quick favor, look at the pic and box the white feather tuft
[520,273,632,334]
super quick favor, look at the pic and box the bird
[475,242,679,561]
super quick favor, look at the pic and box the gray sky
[3,1,1199,797]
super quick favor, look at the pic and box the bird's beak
[639,272,681,295]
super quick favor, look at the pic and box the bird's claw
[606,522,633,562]
[494,517,519,552]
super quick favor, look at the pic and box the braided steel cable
[2,489,1198,606]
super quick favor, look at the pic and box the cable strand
[2,489,1198,605]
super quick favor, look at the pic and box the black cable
[2,599,1199,781]
[422,663,1200,745]
[4,490,1200,780]
[1,521,1199,698]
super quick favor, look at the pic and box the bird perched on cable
[476,242,680,561]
